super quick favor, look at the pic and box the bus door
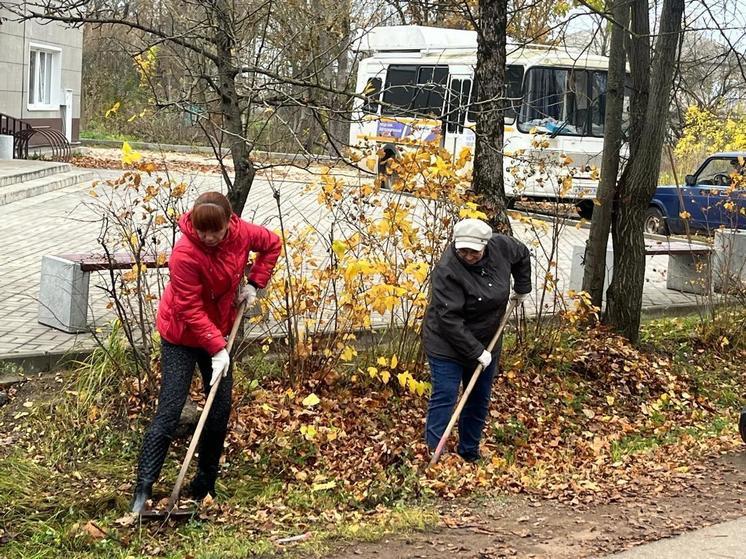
[444,75,473,157]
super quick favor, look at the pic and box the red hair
[191,192,232,232]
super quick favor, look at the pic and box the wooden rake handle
[167,300,247,510]
[428,299,517,468]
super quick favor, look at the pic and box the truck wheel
[575,200,594,220]
[644,207,668,235]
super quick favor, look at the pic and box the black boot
[187,469,216,501]
[739,407,746,444]
[131,481,153,513]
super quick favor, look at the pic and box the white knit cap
[453,218,492,251]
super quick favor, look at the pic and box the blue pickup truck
[646,152,746,235]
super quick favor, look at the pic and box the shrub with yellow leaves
[258,142,481,391]
[85,164,196,398]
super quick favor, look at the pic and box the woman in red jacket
[131,191,282,513]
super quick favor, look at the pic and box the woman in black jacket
[423,218,531,462]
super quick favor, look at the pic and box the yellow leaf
[302,393,320,407]
[380,370,391,384]
[340,346,357,361]
[367,366,378,378]
[121,141,142,165]
[377,356,388,367]
[105,101,120,118]
[300,424,317,440]
[459,202,488,220]
[331,239,347,259]
[390,354,398,369]
[312,480,336,491]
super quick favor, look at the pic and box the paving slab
[0,163,703,365]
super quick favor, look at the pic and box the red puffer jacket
[156,211,282,355]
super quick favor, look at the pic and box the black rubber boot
[187,469,217,500]
[739,407,746,444]
[131,481,153,513]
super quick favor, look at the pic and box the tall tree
[582,0,629,309]
[582,0,684,341]
[471,0,512,233]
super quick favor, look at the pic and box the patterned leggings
[135,340,233,487]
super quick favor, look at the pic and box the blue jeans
[425,354,498,459]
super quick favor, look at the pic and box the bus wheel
[575,200,594,220]
[644,207,668,235]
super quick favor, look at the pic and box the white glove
[237,284,257,307]
[510,291,529,304]
[210,348,230,386]
[477,350,492,368]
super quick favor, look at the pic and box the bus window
[590,72,607,137]
[362,77,382,114]
[519,67,609,137]
[413,66,449,116]
[519,68,569,133]
[383,65,418,116]
[467,65,523,123]
[445,79,472,133]
[505,65,524,122]
[382,64,448,117]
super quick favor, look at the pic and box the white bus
[351,25,619,217]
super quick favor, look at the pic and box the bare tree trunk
[472,0,512,234]
[605,0,684,342]
[214,0,255,214]
[582,0,630,308]
[328,6,351,156]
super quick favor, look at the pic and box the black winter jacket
[423,234,531,363]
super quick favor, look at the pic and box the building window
[28,44,61,109]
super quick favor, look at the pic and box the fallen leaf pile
[179,324,746,532]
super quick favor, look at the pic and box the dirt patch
[320,452,746,559]
[0,371,68,454]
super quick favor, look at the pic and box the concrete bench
[714,230,746,293]
[569,240,715,296]
[38,251,170,333]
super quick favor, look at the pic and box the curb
[0,349,94,375]
[80,139,338,163]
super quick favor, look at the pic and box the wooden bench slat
[57,252,171,272]
[644,241,713,256]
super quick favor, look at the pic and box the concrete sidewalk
[607,516,746,558]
